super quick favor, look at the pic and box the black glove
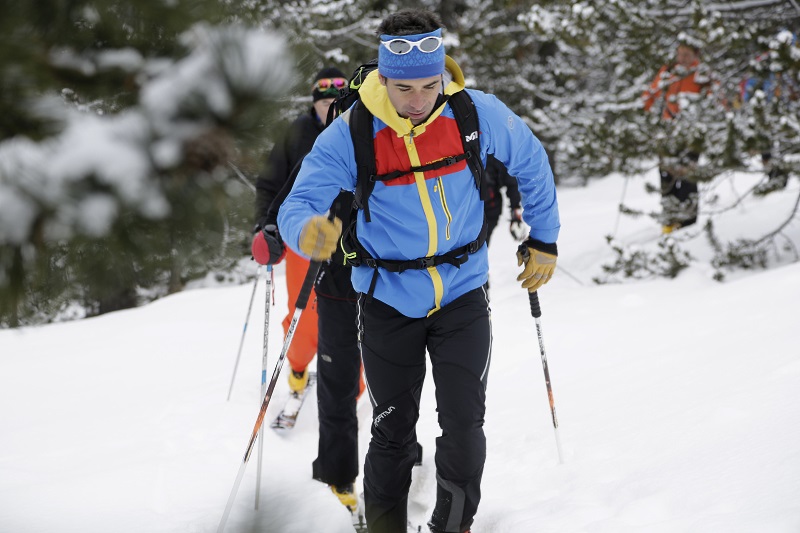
[251,224,286,265]
[509,208,525,241]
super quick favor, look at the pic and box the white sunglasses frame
[380,36,443,55]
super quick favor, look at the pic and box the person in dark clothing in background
[483,154,524,246]
[482,154,525,295]
[254,66,349,396]
[251,66,365,514]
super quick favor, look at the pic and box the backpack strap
[447,90,486,200]
[350,100,378,222]
[342,216,488,274]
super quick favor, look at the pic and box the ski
[351,508,367,533]
[344,494,416,532]
[350,490,368,533]
[270,371,317,431]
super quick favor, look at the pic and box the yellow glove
[516,244,557,292]
[299,215,342,261]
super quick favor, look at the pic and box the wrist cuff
[524,238,558,256]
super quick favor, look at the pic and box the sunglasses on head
[314,78,347,92]
[381,36,443,55]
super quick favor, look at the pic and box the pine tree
[516,1,800,279]
[6,1,798,326]
[0,0,295,326]
[232,0,800,280]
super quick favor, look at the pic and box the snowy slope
[1,171,799,533]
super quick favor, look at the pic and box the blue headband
[378,29,445,80]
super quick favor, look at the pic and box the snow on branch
[0,25,292,247]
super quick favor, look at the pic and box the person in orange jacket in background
[643,40,714,233]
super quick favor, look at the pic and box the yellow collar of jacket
[359,56,467,138]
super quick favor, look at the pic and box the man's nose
[409,92,425,109]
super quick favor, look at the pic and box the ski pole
[217,255,323,532]
[610,173,631,238]
[255,265,273,509]
[228,162,257,193]
[528,290,564,464]
[226,265,262,401]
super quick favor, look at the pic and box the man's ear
[378,73,387,86]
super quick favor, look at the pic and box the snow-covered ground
[2,170,799,532]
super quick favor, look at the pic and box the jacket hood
[359,55,466,137]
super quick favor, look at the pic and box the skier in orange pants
[281,247,319,391]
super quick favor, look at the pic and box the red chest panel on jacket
[373,116,468,186]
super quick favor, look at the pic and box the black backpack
[327,60,488,293]
[325,59,379,127]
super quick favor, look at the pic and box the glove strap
[521,238,558,257]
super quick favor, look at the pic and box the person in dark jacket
[482,154,524,295]
[251,66,365,512]
[254,67,349,395]
[483,154,524,245]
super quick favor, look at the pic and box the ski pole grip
[528,290,542,318]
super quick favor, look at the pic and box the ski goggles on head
[380,36,443,55]
[313,77,347,92]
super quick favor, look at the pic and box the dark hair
[313,66,346,83]
[677,43,701,55]
[376,8,443,37]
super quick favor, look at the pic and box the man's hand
[251,224,286,265]
[516,239,557,292]
[299,215,342,261]
[509,208,526,241]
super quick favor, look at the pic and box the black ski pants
[312,295,361,486]
[660,168,698,228]
[358,287,492,533]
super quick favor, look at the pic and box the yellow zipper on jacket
[406,130,444,316]
[434,177,453,241]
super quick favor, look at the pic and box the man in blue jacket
[278,9,560,533]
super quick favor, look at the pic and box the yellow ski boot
[288,369,309,394]
[331,483,358,512]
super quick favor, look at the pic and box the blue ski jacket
[278,57,560,318]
